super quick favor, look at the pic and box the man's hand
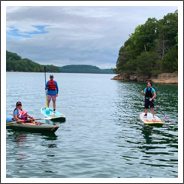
[141,90,144,94]
[56,94,58,97]
[149,98,153,101]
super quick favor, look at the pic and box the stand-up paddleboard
[42,67,65,122]
[41,108,65,121]
[140,112,163,125]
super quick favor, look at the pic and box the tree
[6,51,61,72]
[163,46,178,72]
[136,52,157,76]
[115,9,178,75]
[116,46,130,73]
[131,18,158,53]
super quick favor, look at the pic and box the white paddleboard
[41,107,65,120]
[140,112,163,124]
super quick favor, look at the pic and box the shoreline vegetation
[6,51,114,74]
[112,10,178,84]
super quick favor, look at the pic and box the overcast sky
[6,5,178,69]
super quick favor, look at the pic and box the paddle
[44,66,48,108]
[17,118,45,123]
[154,106,170,122]
[140,88,170,122]
[33,118,46,120]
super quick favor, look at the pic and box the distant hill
[6,51,114,74]
[6,51,61,72]
[60,65,114,74]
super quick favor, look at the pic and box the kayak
[41,108,66,122]
[6,118,59,133]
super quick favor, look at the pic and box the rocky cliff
[149,73,178,84]
[111,73,178,84]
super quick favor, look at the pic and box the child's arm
[28,115,35,121]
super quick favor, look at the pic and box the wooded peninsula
[112,10,178,83]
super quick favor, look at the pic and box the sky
[5,3,179,69]
[5,4,178,69]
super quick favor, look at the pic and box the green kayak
[6,120,59,133]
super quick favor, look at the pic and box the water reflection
[8,131,27,168]
[44,118,66,125]
[142,125,153,144]
[8,130,27,148]
[7,129,58,142]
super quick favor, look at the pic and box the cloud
[6,6,178,68]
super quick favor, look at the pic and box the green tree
[136,52,157,76]
[115,9,178,75]
[163,46,178,72]
[6,51,61,72]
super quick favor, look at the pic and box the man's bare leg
[53,101,56,112]
[47,101,50,108]
[150,108,156,118]
[144,109,148,118]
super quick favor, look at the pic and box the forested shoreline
[60,65,114,74]
[6,51,61,72]
[113,10,178,76]
[6,51,114,74]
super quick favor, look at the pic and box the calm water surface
[6,72,178,178]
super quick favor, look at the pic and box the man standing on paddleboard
[45,75,59,113]
[141,81,156,118]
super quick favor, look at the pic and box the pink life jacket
[19,112,30,123]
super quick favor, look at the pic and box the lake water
[6,72,178,178]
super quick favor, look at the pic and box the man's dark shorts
[144,99,154,109]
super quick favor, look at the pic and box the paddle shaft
[34,118,45,120]
[44,66,48,108]
[140,89,169,122]
[154,106,169,121]
[16,118,45,123]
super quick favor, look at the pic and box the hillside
[6,51,114,74]
[6,51,61,72]
[60,65,114,74]
[114,10,178,76]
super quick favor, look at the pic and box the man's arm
[152,92,156,99]
[45,81,49,90]
[55,81,59,94]
[141,88,146,95]
[149,92,156,101]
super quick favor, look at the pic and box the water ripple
[6,73,178,178]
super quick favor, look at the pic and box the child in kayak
[19,111,40,125]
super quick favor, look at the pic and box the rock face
[112,73,178,84]
[149,73,178,84]
[111,74,150,82]
[111,74,124,80]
